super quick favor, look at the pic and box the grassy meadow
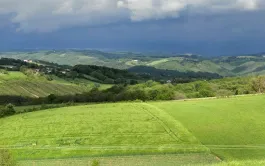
[152,95,265,160]
[0,103,208,160]
[1,94,265,165]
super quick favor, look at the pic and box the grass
[0,72,93,98]
[0,72,27,81]
[151,95,265,160]
[18,154,219,166]
[0,103,208,160]
[2,94,265,165]
[0,80,88,97]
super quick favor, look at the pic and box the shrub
[46,75,53,81]
[0,104,16,118]
[174,92,187,100]
[0,69,8,74]
[47,94,57,103]
[5,104,15,115]
[216,89,233,98]
[198,90,215,98]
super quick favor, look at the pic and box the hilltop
[1,57,264,106]
[1,50,265,76]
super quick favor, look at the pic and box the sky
[0,0,265,56]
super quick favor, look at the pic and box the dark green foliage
[73,64,141,84]
[0,75,260,106]
[19,102,77,114]
[216,89,234,97]
[45,75,53,81]
[19,65,27,74]
[0,149,15,166]
[47,94,57,103]
[0,104,16,117]
[251,76,265,93]
[128,66,222,82]
[0,58,143,84]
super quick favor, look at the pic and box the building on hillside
[23,60,33,63]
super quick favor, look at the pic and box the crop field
[152,95,265,161]
[0,103,209,161]
[0,72,90,97]
[1,95,265,165]
[0,80,88,97]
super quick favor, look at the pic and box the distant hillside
[0,72,90,101]
[128,66,221,83]
[0,57,142,85]
[1,50,265,76]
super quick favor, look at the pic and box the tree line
[0,75,264,107]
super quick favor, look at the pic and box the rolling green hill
[0,103,208,161]
[1,95,265,165]
[153,95,265,161]
[0,71,91,98]
[2,50,265,77]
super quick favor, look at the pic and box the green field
[0,103,209,161]
[1,95,265,165]
[152,95,265,160]
[0,72,91,97]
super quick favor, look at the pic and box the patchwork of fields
[0,72,90,97]
[1,94,265,165]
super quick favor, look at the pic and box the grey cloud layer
[0,0,263,31]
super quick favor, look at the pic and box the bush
[0,149,15,166]
[5,104,15,115]
[216,89,233,98]
[0,104,16,118]
[46,75,53,81]
[0,69,8,74]
[173,92,187,100]
[198,90,215,98]
[47,94,56,103]
[104,78,114,84]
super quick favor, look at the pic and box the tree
[0,104,16,117]
[216,89,233,98]
[174,92,187,100]
[5,104,15,115]
[67,71,78,79]
[91,71,106,81]
[235,89,239,95]
[252,76,265,93]
[47,94,57,103]
[46,75,53,81]
[19,65,28,74]
[129,79,138,85]
[104,78,114,84]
